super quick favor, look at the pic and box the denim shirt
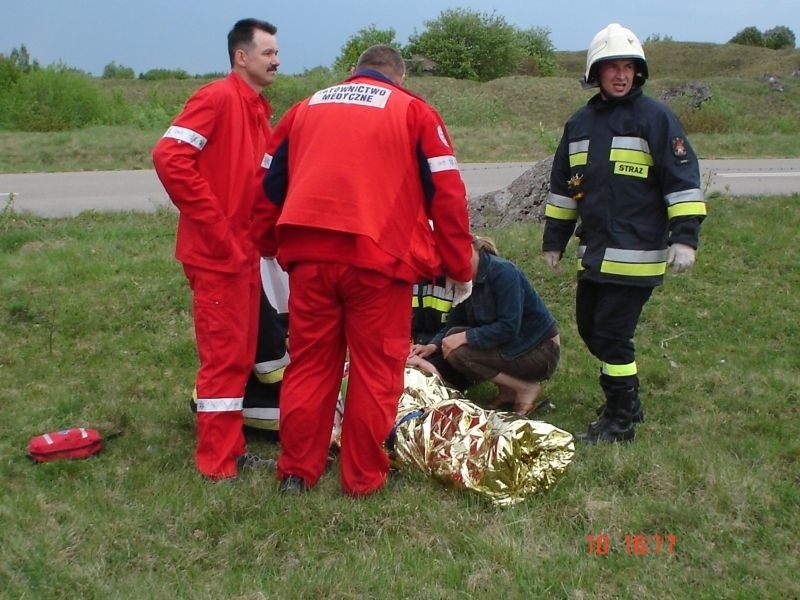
[431,251,557,359]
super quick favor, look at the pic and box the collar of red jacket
[227,71,273,118]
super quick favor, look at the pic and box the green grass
[1,194,798,598]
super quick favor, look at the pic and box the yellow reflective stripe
[243,418,279,431]
[610,149,654,165]
[569,152,588,167]
[255,367,285,384]
[577,258,584,271]
[668,201,707,219]
[254,351,289,384]
[602,249,668,276]
[255,351,289,374]
[422,297,453,312]
[545,204,578,220]
[602,361,638,377]
[601,260,666,276]
[411,297,420,308]
[243,412,280,430]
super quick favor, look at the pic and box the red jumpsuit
[152,72,273,479]
[254,71,473,496]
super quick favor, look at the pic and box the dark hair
[355,44,405,80]
[228,18,277,66]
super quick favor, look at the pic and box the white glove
[445,278,473,307]
[543,250,561,271]
[667,243,696,273]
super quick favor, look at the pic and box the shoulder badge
[437,125,450,148]
[672,137,688,158]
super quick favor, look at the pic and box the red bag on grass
[27,427,103,462]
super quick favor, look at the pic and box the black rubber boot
[595,394,644,423]
[577,387,637,444]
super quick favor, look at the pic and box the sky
[3,0,798,76]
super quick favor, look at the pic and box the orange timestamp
[586,533,677,556]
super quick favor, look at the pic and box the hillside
[556,40,800,80]
[1,41,798,174]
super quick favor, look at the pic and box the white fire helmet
[583,23,648,88]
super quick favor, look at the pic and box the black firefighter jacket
[543,86,707,287]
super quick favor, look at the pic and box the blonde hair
[472,235,498,256]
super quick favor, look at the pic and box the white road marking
[716,172,800,178]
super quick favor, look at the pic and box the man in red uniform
[253,44,473,497]
[152,18,280,480]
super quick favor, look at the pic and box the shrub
[763,26,796,50]
[139,68,190,81]
[0,65,110,131]
[514,27,558,76]
[102,61,135,79]
[729,26,764,47]
[407,8,519,81]
[670,95,736,134]
[0,54,22,89]
[7,44,39,73]
[267,70,339,116]
[332,25,401,74]
[644,33,674,43]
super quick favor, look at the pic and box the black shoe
[236,452,276,471]
[575,416,635,444]
[278,475,308,494]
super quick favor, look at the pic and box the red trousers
[183,261,260,479]
[277,262,412,496]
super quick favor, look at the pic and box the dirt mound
[469,156,553,229]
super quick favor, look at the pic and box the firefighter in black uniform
[542,23,707,443]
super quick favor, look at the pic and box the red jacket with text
[153,72,273,272]
[254,71,472,284]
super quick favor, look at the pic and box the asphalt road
[1,159,798,218]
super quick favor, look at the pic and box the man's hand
[409,343,436,359]
[543,250,561,271]
[441,331,468,359]
[667,243,696,273]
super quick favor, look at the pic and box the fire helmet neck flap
[583,23,649,89]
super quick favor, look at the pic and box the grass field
[1,39,798,598]
[1,192,798,597]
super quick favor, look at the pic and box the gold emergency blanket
[391,367,575,506]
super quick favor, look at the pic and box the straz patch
[614,162,649,179]
[309,83,391,108]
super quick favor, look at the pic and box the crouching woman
[409,236,560,415]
